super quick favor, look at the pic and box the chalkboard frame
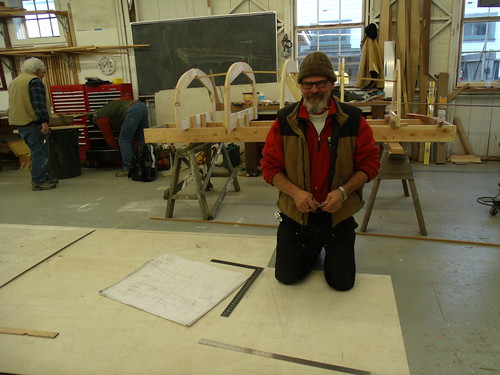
[131,12,278,96]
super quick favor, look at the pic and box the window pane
[21,0,59,38]
[25,19,40,38]
[318,0,340,24]
[296,0,318,26]
[34,0,49,11]
[22,1,36,11]
[51,18,60,36]
[486,21,500,50]
[464,3,499,18]
[460,51,500,81]
[296,27,362,84]
[341,0,362,23]
[13,18,27,39]
[462,21,500,52]
[38,18,53,37]
[296,1,363,84]
[297,30,319,61]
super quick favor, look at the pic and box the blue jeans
[118,102,149,170]
[17,123,49,184]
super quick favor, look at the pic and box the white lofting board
[0,224,93,287]
[0,226,409,375]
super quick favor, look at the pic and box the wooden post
[379,0,391,60]
[419,0,431,115]
[433,73,449,163]
[454,117,474,155]
[340,58,345,102]
[407,0,420,113]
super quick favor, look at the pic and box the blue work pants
[118,102,149,170]
[17,123,49,184]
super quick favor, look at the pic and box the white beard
[304,93,330,114]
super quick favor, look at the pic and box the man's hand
[319,189,344,213]
[272,172,319,213]
[291,189,318,213]
[40,122,50,135]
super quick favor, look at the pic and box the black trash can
[48,128,81,179]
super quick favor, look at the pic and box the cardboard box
[6,140,31,169]
[7,139,30,157]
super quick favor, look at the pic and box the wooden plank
[396,0,408,115]
[386,142,405,155]
[433,73,450,163]
[144,124,456,144]
[453,117,474,155]
[450,155,482,164]
[447,84,469,102]
[372,124,456,142]
[407,0,420,111]
[0,327,59,339]
[379,0,391,60]
[419,0,431,115]
[433,73,449,116]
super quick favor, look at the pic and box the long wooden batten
[144,60,456,145]
[144,120,456,144]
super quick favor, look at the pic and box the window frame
[293,0,366,87]
[457,2,500,85]
[7,0,65,47]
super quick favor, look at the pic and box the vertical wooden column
[433,73,449,163]
[379,0,391,61]
[407,0,420,113]
[419,0,431,115]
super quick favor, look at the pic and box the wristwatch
[338,186,348,202]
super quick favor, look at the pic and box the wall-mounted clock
[97,56,116,75]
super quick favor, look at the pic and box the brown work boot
[115,170,129,177]
[32,181,57,191]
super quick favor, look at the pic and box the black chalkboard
[132,12,278,96]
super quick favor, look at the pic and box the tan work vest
[8,73,41,126]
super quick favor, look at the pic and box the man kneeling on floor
[261,51,380,291]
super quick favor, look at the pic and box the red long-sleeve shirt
[261,99,380,203]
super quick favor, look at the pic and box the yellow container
[243,92,253,103]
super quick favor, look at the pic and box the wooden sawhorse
[360,149,427,236]
[165,142,240,220]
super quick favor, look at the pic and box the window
[459,1,500,83]
[295,0,364,85]
[15,0,60,39]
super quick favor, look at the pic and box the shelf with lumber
[0,44,149,57]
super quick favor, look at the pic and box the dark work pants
[275,212,358,291]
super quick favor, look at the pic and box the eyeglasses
[301,80,328,90]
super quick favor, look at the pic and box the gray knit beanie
[297,51,337,84]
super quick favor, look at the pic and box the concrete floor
[0,159,499,374]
